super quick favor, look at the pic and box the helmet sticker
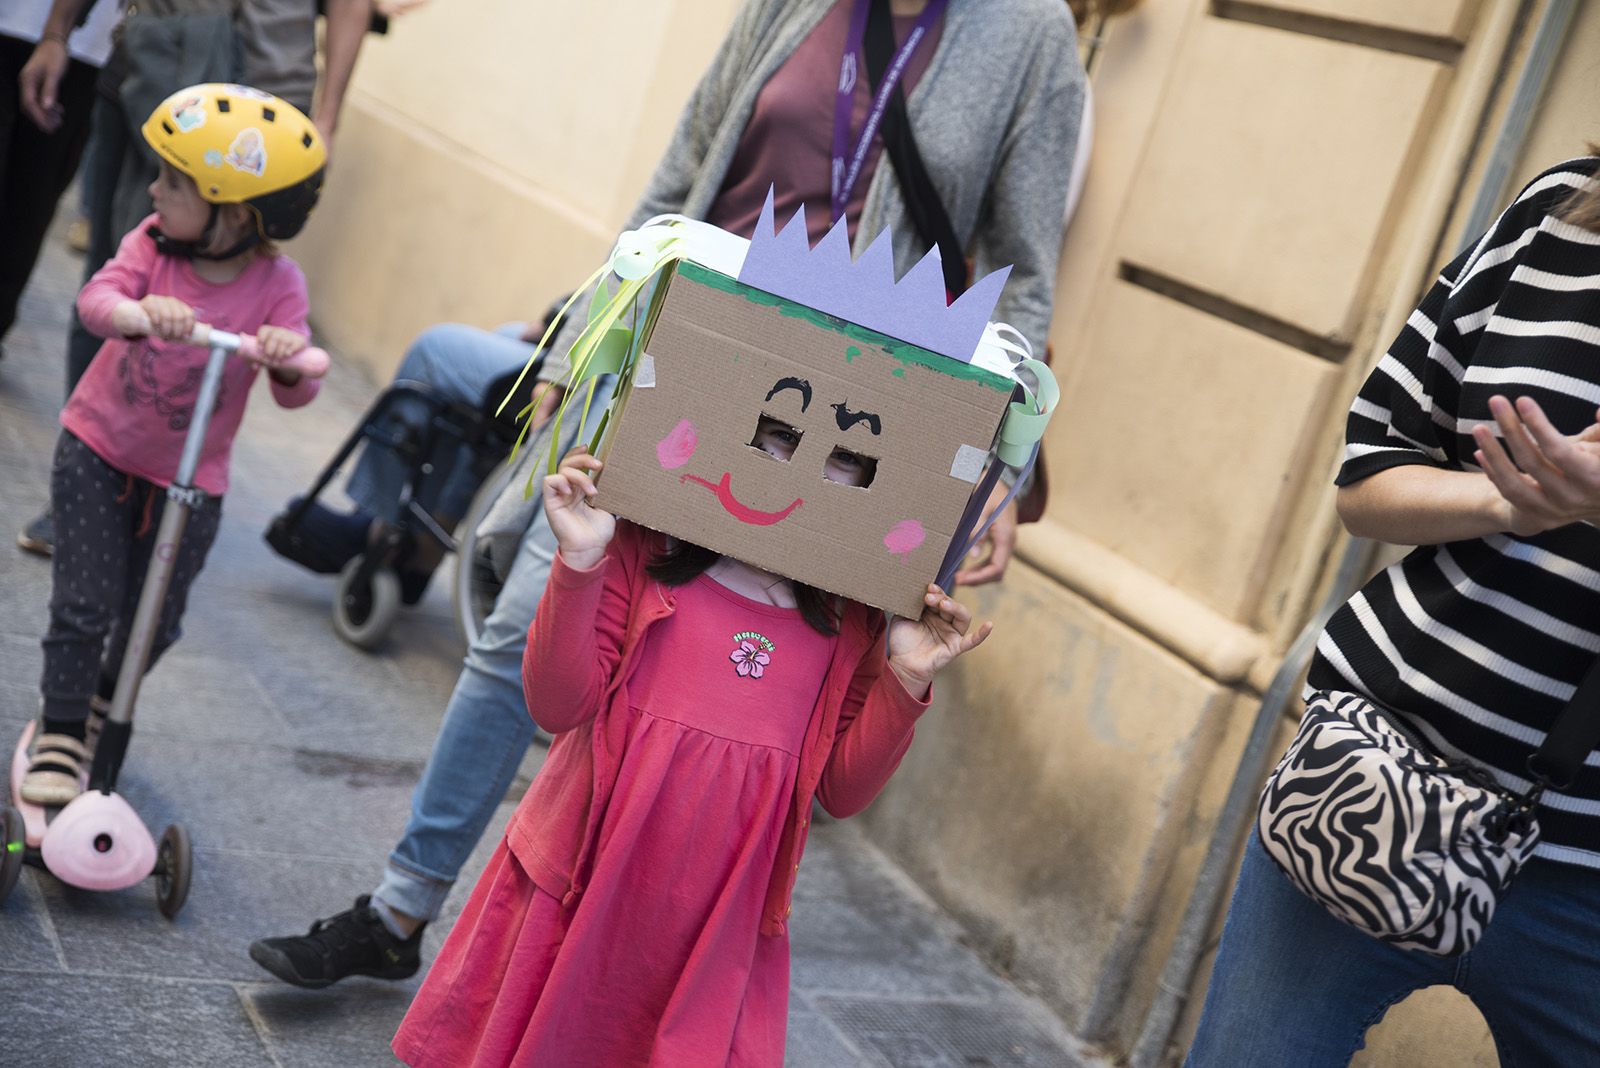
[204,149,223,168]
[171,96,206,132]
[224,84,275,101]
[225,129,267,177]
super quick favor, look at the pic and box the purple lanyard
[830,0,947,223]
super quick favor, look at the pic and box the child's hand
[542,446,615,570]
[111,300,153,338]
[137,295,195,341]
[886,584,993,700]
[253,325,309,366]
[249,326,318,381]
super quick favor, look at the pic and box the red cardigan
[509,521,930,936]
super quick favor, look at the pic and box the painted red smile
[681,472,803,526]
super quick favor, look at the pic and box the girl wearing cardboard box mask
[248,0,1086,1002]
[390,438,992,1065]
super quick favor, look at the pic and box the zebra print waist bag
[1257,681,1600,957]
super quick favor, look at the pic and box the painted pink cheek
[656,419,699,469]
[884,519,926,559]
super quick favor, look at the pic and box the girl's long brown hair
[646,539,841,636]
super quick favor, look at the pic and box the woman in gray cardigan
[597,0,1084,368]
[249,1,1087,1019]
[517,0,1085,581]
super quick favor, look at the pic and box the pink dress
[394,575,835,1067]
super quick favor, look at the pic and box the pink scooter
[1,324,329,916]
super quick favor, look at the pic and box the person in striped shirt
[1186,157,1600,1066]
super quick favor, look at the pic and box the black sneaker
[248,895,424,988]
[16,511,53,556]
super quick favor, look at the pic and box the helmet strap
[147,205,262,262]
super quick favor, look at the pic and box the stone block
[1259,0,1475,38]
[1119,16,1445,338]
[1049,280,1339,622]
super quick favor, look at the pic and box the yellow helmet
[141,83,327,241]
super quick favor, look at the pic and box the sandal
[85,695,111,754]
[20,732,88,807]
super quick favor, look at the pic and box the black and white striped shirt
[1309,158,1600,868]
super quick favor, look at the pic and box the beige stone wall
[293,1,1594,1064]
[289,0,743,378]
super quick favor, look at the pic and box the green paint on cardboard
[891,367,905,377]
[677,262,1010,393]
[845,345,861,363]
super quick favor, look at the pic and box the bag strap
[861,0,968,297]
[1528,657,1600,791]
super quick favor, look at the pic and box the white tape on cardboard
[950,444,987,483]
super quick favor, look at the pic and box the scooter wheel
[155,823,192,919]
[0,806,24,907]
[333,555,402,650]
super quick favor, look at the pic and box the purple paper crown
[735,189,1009,364]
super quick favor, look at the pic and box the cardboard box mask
[537,196,1053,617]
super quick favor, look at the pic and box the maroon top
[706,3,944,245]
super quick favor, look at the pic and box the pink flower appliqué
[730,639,771,680]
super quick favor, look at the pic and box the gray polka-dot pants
[40,431,222,726]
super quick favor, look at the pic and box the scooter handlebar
[184,324,330,379]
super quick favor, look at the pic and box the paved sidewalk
[0,221,1105,1068]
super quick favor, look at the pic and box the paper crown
[736,190,1010,364]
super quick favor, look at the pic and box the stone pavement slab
[3,972,274,1068]
[0,219,1104,1067]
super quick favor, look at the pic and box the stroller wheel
[155,823,192,919]
[454,455,517,648]
[333,555,402,650]
[0,806,24,907]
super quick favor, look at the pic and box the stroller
[265,353,540,651]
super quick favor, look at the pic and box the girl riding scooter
[21,83,328,805]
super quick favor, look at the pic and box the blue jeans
[345,322,534,524]
[1185,834,1600,1067]
[372,374,615,923]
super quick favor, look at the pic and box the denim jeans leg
[1183,834,1448,1067]
[345,322,533,523]
[373,375,614,923]
[1457,856,1600,1065]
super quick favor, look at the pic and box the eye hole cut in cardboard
[823,446,877,488]
[749,414,804,462]
[750,413,877,488]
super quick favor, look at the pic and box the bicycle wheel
[453,455,520,648]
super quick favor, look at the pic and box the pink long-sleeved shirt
[64,215,319,496]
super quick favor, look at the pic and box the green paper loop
[995,356,1059,468]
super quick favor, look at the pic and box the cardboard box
[591,260,1013,617]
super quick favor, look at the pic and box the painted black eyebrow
[764,377,812,411]
[831,401,881,435]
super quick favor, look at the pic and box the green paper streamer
[994,356,1059,468]
[497,229,686,493]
